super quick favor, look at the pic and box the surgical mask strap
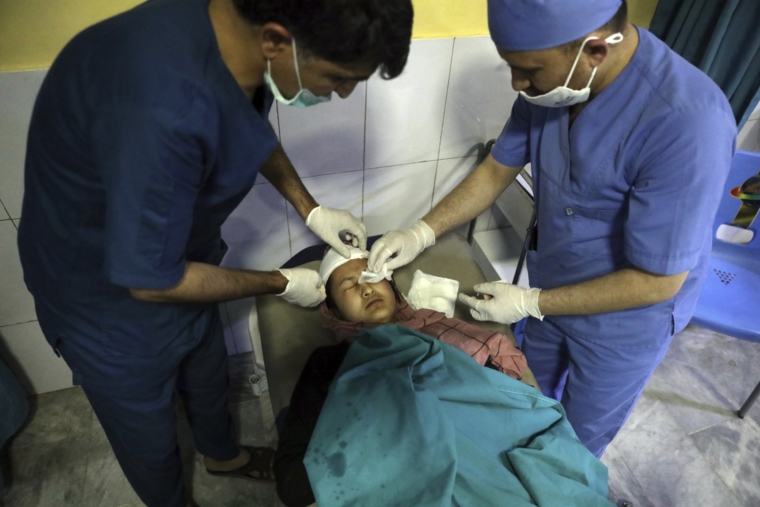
[292,38,304,91]
[265,38,305,94]
[563,32,625,88]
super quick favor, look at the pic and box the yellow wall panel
[628,0,661,28]
[411,0,489,39]
[0,0,143,71]
[411,0,660,39]
[0,0,659,71]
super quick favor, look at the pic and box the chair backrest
[710,150,760,269]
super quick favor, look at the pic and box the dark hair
[232,0,414,79]
[562,1,628,52]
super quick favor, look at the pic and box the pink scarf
[320,298,527,380]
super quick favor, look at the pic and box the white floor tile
[363,161,437,236]
[0,221,38,327]
[365,39,454,169]
[286,170,364,255]
[0,70,46,219]
[439,36,517,159]
[690,416,760,507]
[613,396,744,507]
[278,81,366,178]
[0,320,74,394]
[220,183,291,272]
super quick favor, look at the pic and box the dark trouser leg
[79,371,186,507]
[176,309,238,461]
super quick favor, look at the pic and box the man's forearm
[423,154,522,237]
[259,144,318,220]
[130,262,288,304]
[538,268,689,316]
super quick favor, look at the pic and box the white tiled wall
[278,82,367,178]
[0,36,521,392]
[439,37,517,159]
[365,38,454,169]
[0,220,73,394]
[0,70,45,220]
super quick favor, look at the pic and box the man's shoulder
[632,29,732,120]
[55,0,216,109]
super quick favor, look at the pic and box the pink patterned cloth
[320,298,528,380]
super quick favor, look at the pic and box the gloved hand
[276,268,326,307]
[367,220,436,272]
[458,281,544,325]
[305,206,367,259]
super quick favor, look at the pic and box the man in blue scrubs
[370,0,735,457]
[18,0,413,505]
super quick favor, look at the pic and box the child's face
[328,258,396,324]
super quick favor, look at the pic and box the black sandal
[205,446,276,483]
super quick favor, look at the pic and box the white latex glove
[458,281,544,325]
[305,206,368,259]
[276,268,326,307]
[367,220,436,272]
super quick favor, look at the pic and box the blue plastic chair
[691,150,760,418]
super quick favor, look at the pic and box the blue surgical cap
[488,0,623,51]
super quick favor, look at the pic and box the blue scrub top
[492,28,736,344]
[18,0,279,360]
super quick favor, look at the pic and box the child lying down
[273,246,612,507]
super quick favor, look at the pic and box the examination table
[255,232,538,419]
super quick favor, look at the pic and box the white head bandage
[319,246,393,285]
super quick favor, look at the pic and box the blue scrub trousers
[522,317,673,457]
[53,309,239,507]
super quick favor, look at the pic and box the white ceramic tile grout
[363,159,442,171]
[362,79,369,221]
[0,199,11,221]
[296,167,364,180]
[430,39,458,211]
[364,38,455,170]
[0,318,38,329]
[435,38,457,162]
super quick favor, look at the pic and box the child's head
[319,246,398,324]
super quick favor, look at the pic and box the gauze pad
[406,270,459,318]
[358,264,393,284]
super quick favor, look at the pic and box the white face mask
[264,38,332,108]
[519,32,624,108]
